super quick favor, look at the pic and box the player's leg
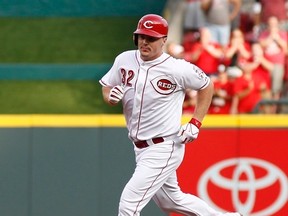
[153,172,241,216]
[153,171,218,215]
[118,141,185,216]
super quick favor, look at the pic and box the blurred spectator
[238,1,262,42]
[227,64,243,79]
[230,62,269,114]
[240,42,273,89]
[166,42,185,59]
[253,0,288,32]
[201,0,242,47]
[184,27,224,76]
[239,42,274,113]
[182,89,197,115]
[224,28,251,66]
[284,62,288,99]
[239,13,256,39]
[209,65,236,114]
[259,16,287,104]
[182,30,201,52]
[183,0,205,33]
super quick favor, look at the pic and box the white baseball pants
[118,137,241,216]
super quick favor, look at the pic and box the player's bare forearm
[102,86,113,105]
[193,81,214,122]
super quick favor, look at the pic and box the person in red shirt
[238,42,274,113]
[230,63,269,114]
[209,65,236,114]
[184,27,224,76]
[240,42,273,90]
[224,28,251,67]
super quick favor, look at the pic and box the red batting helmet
[133,14,168,45]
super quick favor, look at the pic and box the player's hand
[108,85,124,104]
[177,118,201,144]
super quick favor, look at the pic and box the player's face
[138,34,166,61]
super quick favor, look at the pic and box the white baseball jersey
[99,50,210,142]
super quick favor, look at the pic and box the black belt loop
[134,137,164,149]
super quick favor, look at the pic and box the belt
[134,137,164,149]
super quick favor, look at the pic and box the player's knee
[154,189,191,212]
[153,190,177,212]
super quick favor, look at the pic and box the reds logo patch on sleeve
[150,76,177,95]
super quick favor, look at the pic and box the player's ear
[162,37,167,46]
[163,37,167,43]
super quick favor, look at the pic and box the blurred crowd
[165,0,288,114]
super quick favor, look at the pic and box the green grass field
[0,17,139,114]
[0,80,122,114]
[0,17,139,63]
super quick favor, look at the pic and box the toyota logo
[198,157,288,216]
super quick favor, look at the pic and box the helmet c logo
[143,21,153,29]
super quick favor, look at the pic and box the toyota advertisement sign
[171,116,288,216]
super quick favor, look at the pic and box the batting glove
[177,118,202,144]
[108,85,124,104]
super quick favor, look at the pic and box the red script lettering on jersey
[151,76,177,95]
[157,79,176,90]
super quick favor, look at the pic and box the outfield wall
[0,0,166,17]
[0,115,287,216]
[0,64,111,80]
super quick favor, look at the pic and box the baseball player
[99,14,242,216]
